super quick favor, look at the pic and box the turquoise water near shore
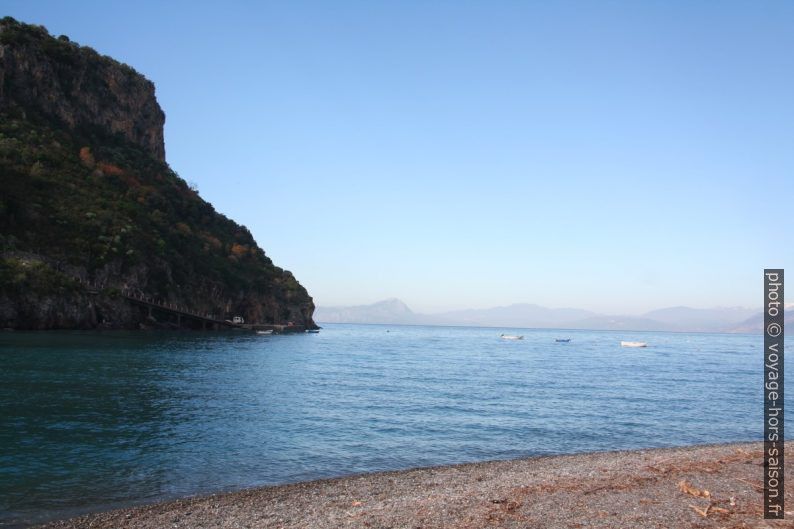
[0,325,775,526]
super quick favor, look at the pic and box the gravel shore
[39,442,790,529]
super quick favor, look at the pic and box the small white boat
[256,330,273,335]
[306,329,320,333]
[621,341,647,347]
[501,334,524,340]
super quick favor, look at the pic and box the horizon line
[313,321,761,336]
[314,298,768,315]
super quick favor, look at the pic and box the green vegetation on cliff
[0,17,316,329]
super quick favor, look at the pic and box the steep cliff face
[0,17,317,330]
[0,17,165,161]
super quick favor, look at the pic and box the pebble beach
[38,442,790,529]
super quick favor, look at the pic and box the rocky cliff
[0,19,165,161]
[0,17,317,330]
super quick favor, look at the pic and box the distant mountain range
[315,299,791,333]
[315,298,420,325]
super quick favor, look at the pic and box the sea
[0,324,777,526]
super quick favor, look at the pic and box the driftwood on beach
[39,442,790,529]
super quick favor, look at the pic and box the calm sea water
[0,324,775,526]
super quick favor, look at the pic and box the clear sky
[5,1,792,314]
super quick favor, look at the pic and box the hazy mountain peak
[314,298,416,324]
[374,298,413,311]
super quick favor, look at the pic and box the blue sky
[5,1,792,313]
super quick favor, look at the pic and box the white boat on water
[501,334,524,340]
[256,330,273,335]
[621,341,647,347]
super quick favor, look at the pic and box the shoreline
[35,441,789,528]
